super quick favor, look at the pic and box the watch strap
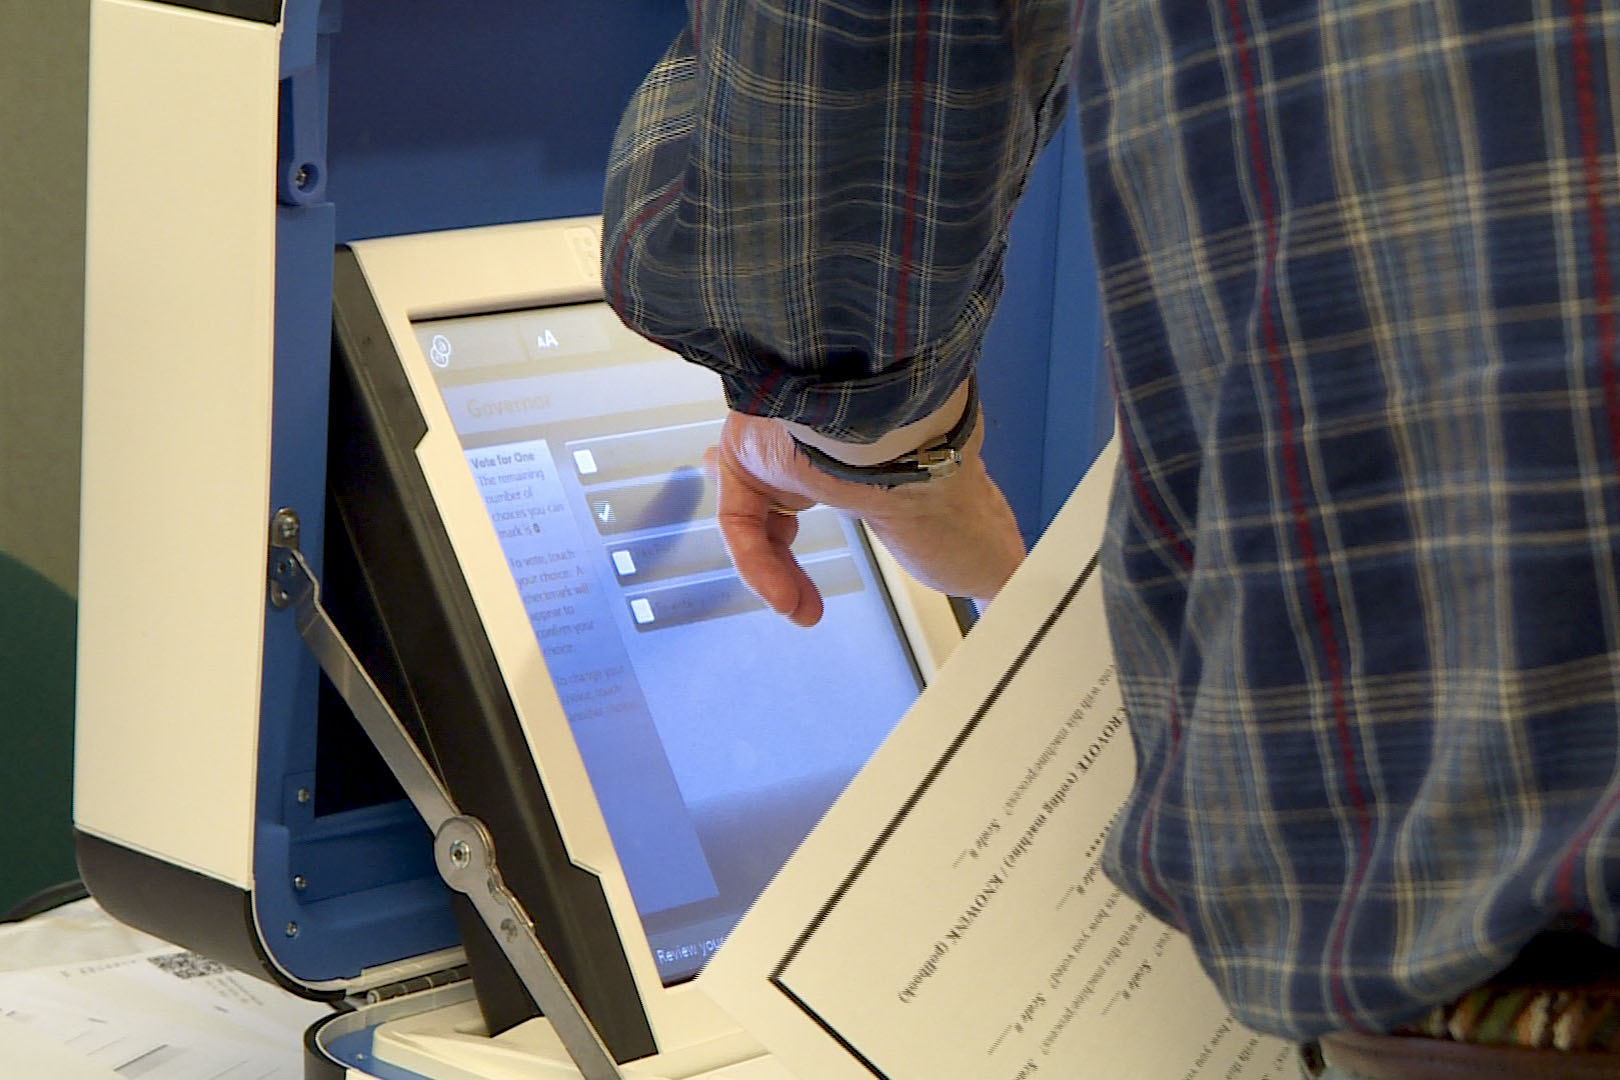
[790,376,979,488]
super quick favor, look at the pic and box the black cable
[1,879,89,924]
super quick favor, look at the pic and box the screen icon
[428,334,453,368]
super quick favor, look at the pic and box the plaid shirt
[604,0,1620,1042]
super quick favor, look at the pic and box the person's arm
[602,0,1071,621]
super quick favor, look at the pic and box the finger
[707,442,802,583]
[714,452,824,626]
[764,506,800,547]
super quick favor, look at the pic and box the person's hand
[708,401,1025,627]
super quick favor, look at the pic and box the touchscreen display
[414,304,923,984]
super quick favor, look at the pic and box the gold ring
[769,505,802,516]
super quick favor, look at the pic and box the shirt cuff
[704,293,992,445]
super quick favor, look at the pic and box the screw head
[448,839,471,869]
[285,921,299,938]
[277,516,299,541]
[500,918,517,939]
[293,875,307,891]
[296,788,311,804]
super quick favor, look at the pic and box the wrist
[782,376,974,468]
[786,376,979,488]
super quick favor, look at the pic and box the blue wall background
[980,114,1113,542]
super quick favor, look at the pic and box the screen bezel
[344,217,963,1052]
[413,301,929,985]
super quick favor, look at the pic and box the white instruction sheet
[700,441,1297,1080]
[0,904,329,1080]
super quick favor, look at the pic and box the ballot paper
[0,1015,123,1080]
[700,440,1296,1080]
[0,933,330,1080]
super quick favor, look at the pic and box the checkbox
[573,449,599,475]
[612,550,637,576]
[630,598,655,624]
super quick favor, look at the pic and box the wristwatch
[791,376,979,488]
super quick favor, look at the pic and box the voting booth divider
[70,3,1107,1077]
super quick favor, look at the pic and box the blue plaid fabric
[604,0,1620,1043]
[601,0,1072,442]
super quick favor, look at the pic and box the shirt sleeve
[601,0,1072,443]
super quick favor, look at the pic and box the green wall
[0,0,91,914]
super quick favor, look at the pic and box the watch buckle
[914,446,963,479]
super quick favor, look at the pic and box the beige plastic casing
[75,0,280,890]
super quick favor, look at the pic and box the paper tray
[307,987,791,1080]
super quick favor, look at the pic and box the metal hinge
[346,964,473,1009]
[267,507,625,1080]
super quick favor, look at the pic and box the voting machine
[70,2,1102,1077]
[81,204,964,1076]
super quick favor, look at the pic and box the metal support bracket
[267,508,625,1080]
[276,0,337,206]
